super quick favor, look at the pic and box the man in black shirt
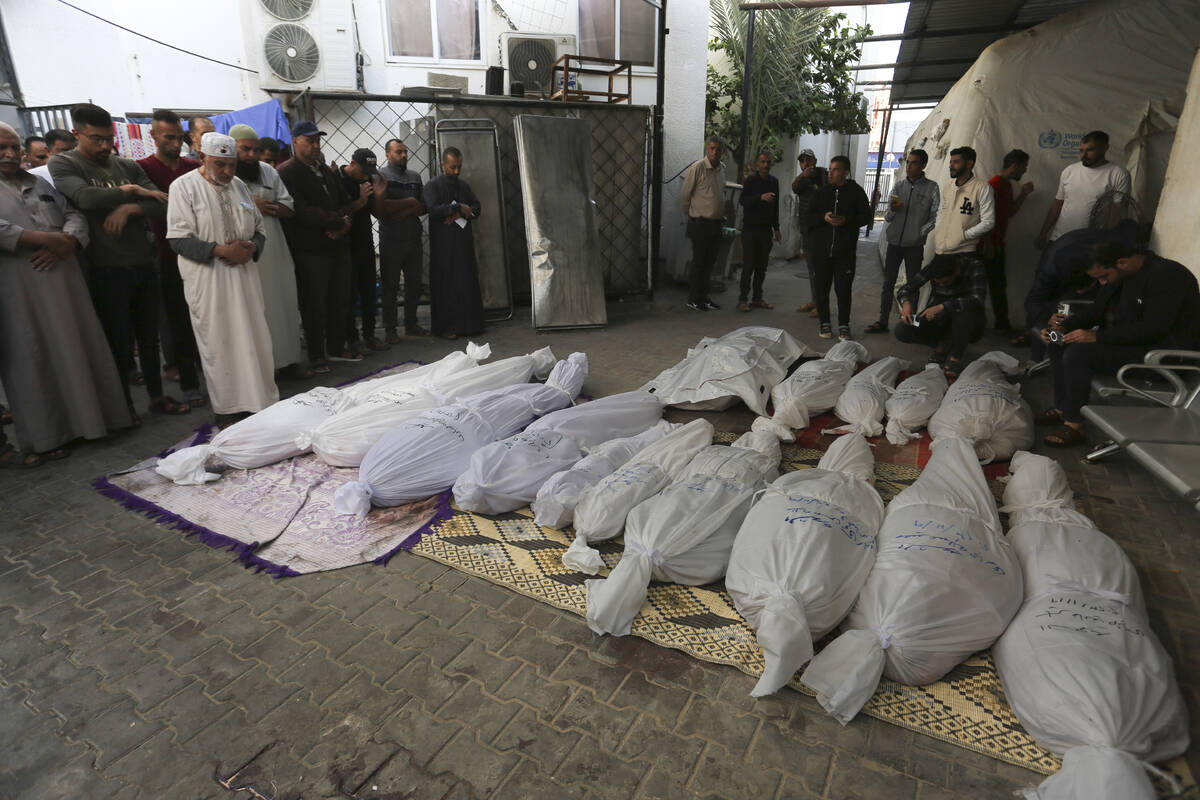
[340,148,388,354]
[895,253,988,378]
[737,150,780,312]
[1040,240,1200,447]
[805,155,871,340]
[791,147,826,313]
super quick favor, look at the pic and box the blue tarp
[209,99,292,143]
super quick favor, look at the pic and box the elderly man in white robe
[167,132,279,427]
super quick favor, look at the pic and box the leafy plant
[706,0,871,175]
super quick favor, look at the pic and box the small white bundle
[823,356,908,437]
[927,350,1033,463]
[640,327,809,415]
[585,430,781,637]
[531,421,677,530]
[800,437,1023,724]
[452,390,664,515]
[884,363,949,445]
[726,434,885,697]
[752,340,869,442]
[994,452,1188,800]
[563,419,714,574]
[156,386,353,485]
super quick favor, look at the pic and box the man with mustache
[1036,130,1130,250]
[166,132,277,427]
[49,103,190,423]
[27,129,76,188]
[0,122,131,465]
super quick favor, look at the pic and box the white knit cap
[200,132,236,158]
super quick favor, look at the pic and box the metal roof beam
[852,57,976,71]
[865,22,1034,42]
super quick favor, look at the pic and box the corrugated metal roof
[883,0,1094,103]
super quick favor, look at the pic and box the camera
[1047,329,1064,344]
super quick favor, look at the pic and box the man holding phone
[737,149,781,312]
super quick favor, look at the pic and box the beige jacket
[680,158,726,220]
[932,174,995,255]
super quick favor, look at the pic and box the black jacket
[739,173,780,230]
[1024,221,1138,329]
[805,180,871,259]
[1073,253,1200,349]
[277,158,355,255]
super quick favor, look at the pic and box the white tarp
[902,1,1200,312]
[333,354,588,515]
[884,364,949,446]
[1152,49,1200,285]
[752,340,869,441]
[993,452,1188,800]
[564,419,714,574]
[155,386,354,485]
[532,421,677,530]
[303,347,556,467]
[452,390,664,515]
[824,356,908,438]
[801,438,1023,724]
[641,327,809,415]
[585,430,781,636]
[726,434,885,697]
[927,351,1033,463]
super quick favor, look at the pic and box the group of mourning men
[0,102,486,467]
[681,130,1198,447]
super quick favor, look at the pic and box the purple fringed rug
[92,361,451,576]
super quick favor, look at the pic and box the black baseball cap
[351,148,379,177]
[291,120,326,138]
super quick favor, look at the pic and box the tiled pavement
[1,232,1196,799]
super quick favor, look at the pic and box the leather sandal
[1034,408,1063,425]
[1044,425,1086,447]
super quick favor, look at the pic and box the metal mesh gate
[300,92,651,300]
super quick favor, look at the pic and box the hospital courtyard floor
[2,230,1197,800]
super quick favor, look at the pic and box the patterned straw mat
[410,431,1194,793]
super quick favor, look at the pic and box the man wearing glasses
[49,103,191,422]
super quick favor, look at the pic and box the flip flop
[1044,425,1086,447]
[39,447,70,461]
[0,445,42,469]
[1034,408,1063,425]
[150,396,191,415]
[944,357,965,379]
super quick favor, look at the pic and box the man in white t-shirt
[1035,130,1130,249]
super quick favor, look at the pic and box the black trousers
[293,249,351,362]
[879,243,924,324]
[686,217,722,304]
[158,254,200,392]
[1049,341,1147,424]
[810,250,856,326]
[380,239,423,332]
[894,304,986,360]
[981,243,1010,329]
[345,244,377,342]
[739,227,773,302]
[87,262,163,405]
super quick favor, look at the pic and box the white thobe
[246,163,304,369]
[166,170,279,414]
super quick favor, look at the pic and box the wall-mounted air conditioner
[249,0,358,92]
[498,33,577,97]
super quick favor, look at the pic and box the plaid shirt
[897,256,988,314]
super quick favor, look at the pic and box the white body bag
[884,363,948,445]
[823,356,907,437]
[927,350,1034,463]
[752,340,869,441]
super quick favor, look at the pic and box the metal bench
[1082,350,1200,506]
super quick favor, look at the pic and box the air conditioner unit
[249,0,358,92]
[498,33,577,96]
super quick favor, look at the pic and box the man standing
[895,253,989,378]
[187,117,215,160]
[422,146,483,340]
[230,124,305,377]
[928,145,994,342]
[979,149,1034,340]
[49,103,190,421]
[339,148,387,353]
[679,135,726,311]
[23,136,48,169]
[791,147,826,313]
[258,138,282,168]
[137,109,205,408]
[805,155,871,340]
[277,120,368,371]
[737,149,779,312]
[167,132,278,426]
[28,129,75,187]
[376,138,426,341]
[865,148,938,334]
[0,122,131,459]
[1036,131,1130,249]
[1039,240,1199,447]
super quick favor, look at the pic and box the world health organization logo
[1038,129,1062,149]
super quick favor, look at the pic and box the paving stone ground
[1,230,1196,799]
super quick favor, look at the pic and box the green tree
[706,0,871,175]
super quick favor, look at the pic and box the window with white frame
[386,0,481,61]
[578,0,657,68]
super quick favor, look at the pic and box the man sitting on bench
[1038,240,1200,447]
